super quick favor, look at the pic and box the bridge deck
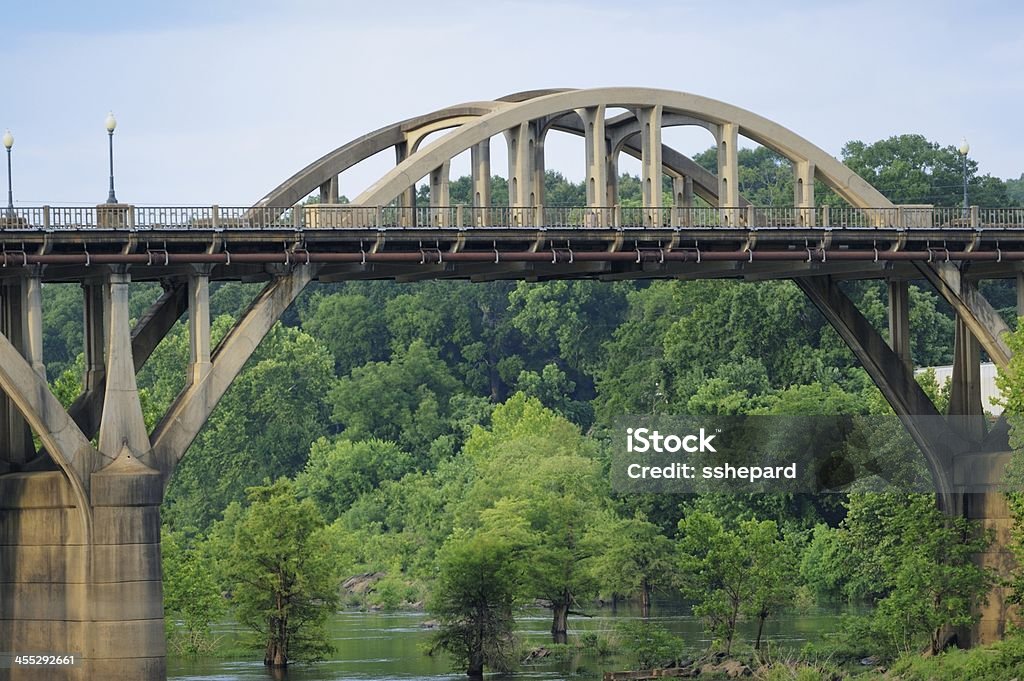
[2,205,1024,283]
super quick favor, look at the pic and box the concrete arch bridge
[0,87,1021,679]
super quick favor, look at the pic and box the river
[167,602,852,680]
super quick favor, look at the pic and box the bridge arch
[259,88,887,213]
[342,87,892,209]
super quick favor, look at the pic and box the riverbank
[599,634,1024,681]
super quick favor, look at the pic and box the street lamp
[958,138,970,220]
[105,112,118,204]
[3,130,13,217]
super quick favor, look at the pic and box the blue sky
[2,0,1022,205]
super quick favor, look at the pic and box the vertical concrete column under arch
[887,279,913,372]
[505,122,535,226]
[318,176,338,204]
[948,319,986,443]
[395,141,417,227]
[717,122,740,224]
[606,154,620,226]
[471,140,491,227]
[578,106,608,227]
[794,159,815,226]
[672,175,694,228]
[638,105,663,227]
[429,161,451,228]
[531,122,546,224]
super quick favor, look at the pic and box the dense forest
[39,135,1024,677]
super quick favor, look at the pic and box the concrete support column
[952,451,1019,646]
[429,161,450,228]
[24,272,46,381]
[966,489,1016,645]
[948,317,986,443]
[532,125,546,220]
[505,122,536,226]
[188,268,212,386]
[579,107,609,224]
[606,153,620,223]
[471,140,491,227]
[395,141,417,227]
[0,465,167,681]
[672,175,694,227]
[318,176,339,204]
[97,270,149,459]
[887,279,912,371]
[0,281,34,465]
[81,283,106,398]
[717,122,740,224]
[794,159,815,226]
[1016,271,1024,317]
[638,105,663,227]
[72,282,109,440]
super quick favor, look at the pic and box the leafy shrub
[887,634,1024,680]
[615,621,684,669]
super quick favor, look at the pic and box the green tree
[840,134,1011,207]
[585,512,676,617]
[868,496,994,656]
[293,438,415,523]
[161,528,224,654]
[211,479,339,667]
[300,293,391,375]
[459,394,607,643]
[614,621,684,669]
[677,512,797,654]
[991,325,1024,609]
[514,363,592,426]
[163,321,334,530]
[743,521,799,650]
[1008,174,1024,205]
[328,339,465,456]
[509,280,627,377]
[429,528,522,677]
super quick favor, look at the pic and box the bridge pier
[956,458,1018,646]
[0,467,165,681]
[802,272,1023,646]
[0,264,317,680]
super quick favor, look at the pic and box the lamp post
[958,138,970,221]
[3,130,13,217]
[105,112,118,204]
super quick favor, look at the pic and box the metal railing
[1,204,1024,231]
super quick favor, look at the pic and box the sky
[1,0,1022,206]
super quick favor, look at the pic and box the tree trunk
[725,602,739,655]
[551,592,570,644]
[264,614,288,667]
[467,650,484,678]
[640,580,651,619]
[754,612,766,651]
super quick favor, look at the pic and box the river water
[167,603,850,680]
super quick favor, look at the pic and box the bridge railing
[2,205,1024,231]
